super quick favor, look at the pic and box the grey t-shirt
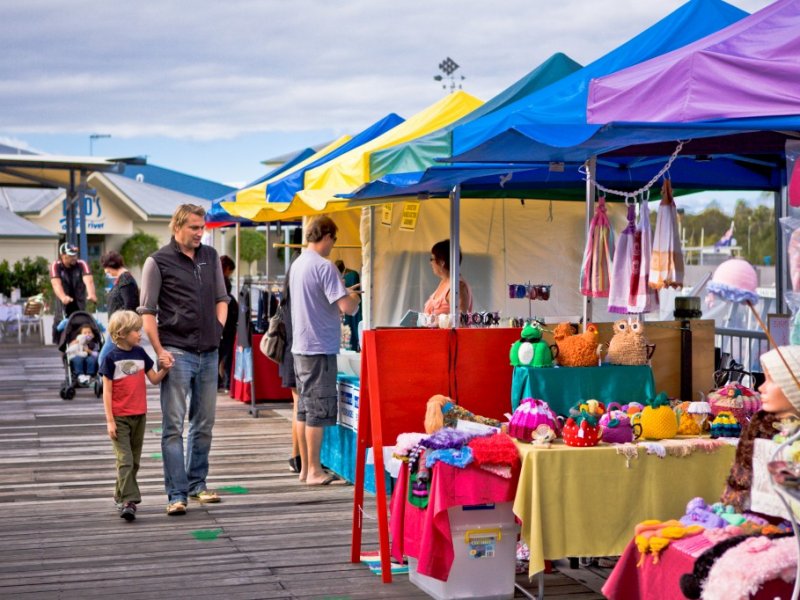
[289,249,348,355]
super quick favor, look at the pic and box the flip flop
[308,475,341,486]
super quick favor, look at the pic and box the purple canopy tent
[587,0,800,123]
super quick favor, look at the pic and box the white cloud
[0,0,773,141]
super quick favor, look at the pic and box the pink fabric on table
[388,461,519,581]
[603,537,794,600]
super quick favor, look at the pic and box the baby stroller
[57,311,104,400]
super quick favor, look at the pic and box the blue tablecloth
[511,365,656,416]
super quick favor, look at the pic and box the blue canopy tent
[206,147,318,227]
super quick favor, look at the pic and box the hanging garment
[236,281,252,348]
[580,196,615,298]
[649,179,684,289]
[628,199,658,314]
[607,204,637,314]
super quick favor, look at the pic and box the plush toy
[635,392,678,440]
[553,322,603,367]
[423,394,502,434]
[680,497,726,529]
[508,398,560,444]
[605,318,655,366]
[509,323,554,367]
[562,410,602,447]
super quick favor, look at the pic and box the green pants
[111,414,146,504]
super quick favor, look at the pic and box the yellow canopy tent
[223,90,483,222]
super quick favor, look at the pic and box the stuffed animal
[509,323,554,367]
[553,322,603,367]
[605,318,655,366]
[706,383,761,425]
[634,392,678,440]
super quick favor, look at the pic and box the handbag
[261,305,286,364]
[260,266,291,364]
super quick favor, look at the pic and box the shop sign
[381,203,393,227]
[59,195,106,232]
[399,201,420,232]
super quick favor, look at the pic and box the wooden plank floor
[0,341,606,599]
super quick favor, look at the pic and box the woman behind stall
[423,239,473,316]
[218,255,238,392]
[98,251,139,370]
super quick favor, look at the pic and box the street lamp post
[89,133,111,156]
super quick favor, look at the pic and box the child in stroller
[58,311,104,400]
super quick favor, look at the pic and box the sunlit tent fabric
[206,146,319,227]
[346,0,754,202]
[368,53,582,180]
[231,91,483,222]
[446,0,748,164]
[222,113,404,221]
[587,0,800,124]
[266,113,404,204]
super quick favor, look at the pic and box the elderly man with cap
[50,242,97,320]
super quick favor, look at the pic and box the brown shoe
[166,500,187,515]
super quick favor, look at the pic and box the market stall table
[511,364,656,414]
[513,438,736,578]
[602,535,793,600]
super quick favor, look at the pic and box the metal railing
[715,326,769,374]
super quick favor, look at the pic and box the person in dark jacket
[139,204,229,516]
[98,251,140,371]
[218,255,238,392]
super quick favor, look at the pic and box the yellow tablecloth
[513,439,736,577]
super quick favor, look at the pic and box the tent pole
[582,158,596,328]
[365,206,375,331]
[776,175,788,314]
[235,223,241,300]
[450,184,461,324]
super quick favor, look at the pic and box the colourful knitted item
[702,536,797,600]
[425,447,474,469]
[467,433,520,468]
[562,410,602,447]
[637,392,678,440]
[393,433,428,458]
[633,519,703,566]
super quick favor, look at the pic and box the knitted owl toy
[635,392,678,440]
[509,323,554,367]
[605,318,656,366]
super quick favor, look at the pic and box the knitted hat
[760,346,800,412]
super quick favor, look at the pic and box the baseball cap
[59,243,78,256]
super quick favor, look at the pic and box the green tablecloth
[511,364,656,415]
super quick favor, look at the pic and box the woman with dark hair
[218,255,238,392]
[423,239,473,316]
[99,251,140,369]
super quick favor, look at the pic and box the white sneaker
[78,374,89,385]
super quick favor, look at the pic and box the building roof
[0,187,63,214]
[0,205,57,238]
[119,164,235,201]
[97,172,211,218]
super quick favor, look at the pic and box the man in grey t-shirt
[290,216,360,485]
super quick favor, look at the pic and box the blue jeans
[70,354,97,375]
[160,346,218,503]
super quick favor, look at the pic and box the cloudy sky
[0,0,773,188]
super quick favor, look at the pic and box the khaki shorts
[293,354,338,427]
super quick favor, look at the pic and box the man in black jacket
[139,204,229,516]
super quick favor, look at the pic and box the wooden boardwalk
[0,341,605,599]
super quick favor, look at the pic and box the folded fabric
[425,446,474,470]
[702,535,797,600]
[420,427,476,451]
[634,519,704,566]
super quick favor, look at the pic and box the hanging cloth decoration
[649,178,684,290]
[608,203,637,314]
[580,196,615,298]
[628,197,658,314]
